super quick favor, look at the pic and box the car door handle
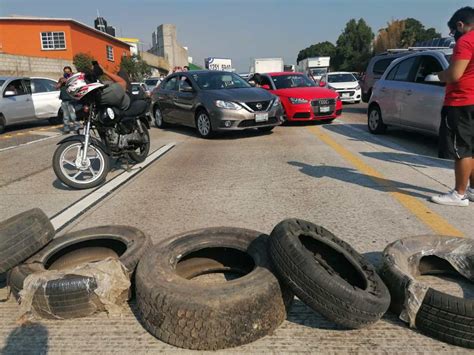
[405,90,413,96]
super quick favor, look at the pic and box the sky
[0,0,468,71]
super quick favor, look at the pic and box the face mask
[64,73,71,78]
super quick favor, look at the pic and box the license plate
[342,93,350,98]
[320,106,331,113]
[255,113,268,122]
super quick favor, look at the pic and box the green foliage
[399,18,441,47]
[73,52,96,72]
[120,55,152,82]
[297,41,336,64]
[333,19,374,72]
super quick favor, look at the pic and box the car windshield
[272,74,315,89]
[131,84,140,91]
[327,74,357,83]
[192,72,251,90]
[310,68,327,76]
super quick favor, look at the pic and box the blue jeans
[61,101,77,129]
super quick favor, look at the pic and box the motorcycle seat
[122,99,148,118]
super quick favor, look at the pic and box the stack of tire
[134,219,391,350]
[0,209,150,319]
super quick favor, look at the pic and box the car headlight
[355,85,361,90]
[215,100,242,110]
[289,97,309,104]
[272,97,281,107]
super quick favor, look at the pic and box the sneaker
[431,190,469,207]
[468,188,474,202]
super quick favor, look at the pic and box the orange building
[0,17,131,71]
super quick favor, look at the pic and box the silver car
[0,76,62,133]
[151,71,283,138]
[368,49,451,136]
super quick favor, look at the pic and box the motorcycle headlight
[215,100,242,110]
[289,97,309,104]
[272,97,281,107]
[106,107,115,120]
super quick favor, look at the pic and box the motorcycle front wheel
[53,141,110,189]
[128,126,150,163]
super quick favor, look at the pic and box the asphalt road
[0,103,472,353]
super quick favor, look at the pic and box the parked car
[368,49,451,137]
[360,52,410,102]
[144,77,163,92]
[248,72,342,123]
[131,82,148,96]
[0,76,62,133]
[324,72,362,103]
[151,71,283,138]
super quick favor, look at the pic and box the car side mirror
[261,84,271,90]
[424,74,440,83]
[319,81,326,87]
[4,90,16,97]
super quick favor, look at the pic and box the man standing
[57,66,77,134]
[432,7,474,206]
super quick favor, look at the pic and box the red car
[249,72,342,122]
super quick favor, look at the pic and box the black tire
[128,126,150,163]
[0,115,6,134]
[195,109,214,138]
[9,225,151,319]
[269,218,390,329]
[258,126,274,133]
[52,140,110,190]
[154,105,167,128]
[49,109,63,125]
[0,209,55,274]
[135,227,293,350]
[380,235,474,348]
[368,104,387,134]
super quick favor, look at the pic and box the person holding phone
[57,66,77,134]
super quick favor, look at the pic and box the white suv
[367,49,451,136]
[0,76,62,133]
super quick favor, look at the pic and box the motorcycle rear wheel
[128,126,150,163]
[53,141,110,190]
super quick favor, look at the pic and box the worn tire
[9,225,151,319]
[0,209,55,274]
[135,227,293,350]
[269,218,390,329]
[380,235,474,348]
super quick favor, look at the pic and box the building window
[40,32,66,50]
[106,45,114,61]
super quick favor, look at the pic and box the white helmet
[66,72,104,100]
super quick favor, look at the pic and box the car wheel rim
[369,110,379,130]
[155,108,162,126]
[59,143,105,185]
[198,114,210,136]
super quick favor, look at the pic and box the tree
[297,41,336,63]
[73,52,96,72]
[374,20,406,54]
[120,55,152,82]
[399,18,441,47]
[333,19,374,72]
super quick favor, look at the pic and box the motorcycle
[52,77,151,190]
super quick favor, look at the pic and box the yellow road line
[308,125,464,237]
[0,125,62,140]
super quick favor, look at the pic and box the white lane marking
[0,134,61,153]
[50,143,176,231]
